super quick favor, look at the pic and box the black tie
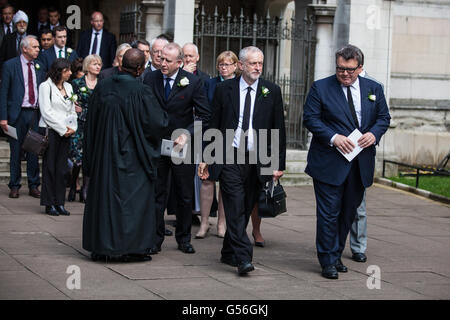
[242,87,252,132]
[164,77,172,100]
[6,24,11,35]
[91,32,99,54]
[17,34,22,54]
[346,86,359,128]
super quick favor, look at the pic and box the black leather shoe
[352,252,367,263]
[322,265,339,279]
[165,228,173,236]
[56,205,70,216]
[120,254,152,262]
[178,243,195,254]
[45,205,59,216]
[220,255,238,267]
[237,261,255,275]
[146,246,161,255]
[335,259,348,273]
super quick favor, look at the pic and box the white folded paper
[2,125,18,140]
[161,139,188,159]
[337,129,363,162]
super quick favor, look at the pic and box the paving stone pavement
[0,183,449,300]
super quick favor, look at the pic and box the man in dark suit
[182,42,210,85]
[98,42,131,81]
[29,6,50,37]
[77,11,117,69]
[38,28,53,52]
[0,4,14,48]
[47,6,72,48]
[0,35,44,198]
[198,46,286,275]
[143,42,210,255]
[0,10,29,75]
[38,26,78,72]
[303,44,391,279]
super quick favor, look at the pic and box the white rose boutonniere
[80,86,88,93]
[261,86,270,97]
[368,93,376,102]
[35,63,40,70]
[68,93,78,103]
[178,77,190,87]
[67,48,73,58]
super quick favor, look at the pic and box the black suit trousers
[219,156,261,264]
[155,155,195,246]
[41,129,70,206]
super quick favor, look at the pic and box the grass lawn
[389,175,450,198]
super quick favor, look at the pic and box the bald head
[91,11,104,31]
[122,48,145,77]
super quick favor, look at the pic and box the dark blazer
[207,77,287,182]
[0,32,23,70]
[205,76,221,104]
[29,21,50,37]
[303,75,391,188]
[98,66,119,81]
[143,68,210,139]
[0,23,15,48]
[0,56,46,124]
[38,46,79,72]
[77,29,117,69]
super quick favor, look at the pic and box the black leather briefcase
[258,180,287,218]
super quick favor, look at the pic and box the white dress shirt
[54,45,66,58]
[163,69,179,89]
[89,28,103,55]
[3,23,13,34]
[233,77,259,151]
[330,77,362,145]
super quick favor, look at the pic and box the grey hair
[20,35,38,51]
[335,44,364,66]
[182,42,199,55]
[164,42,184,60]
[238,46,264,62]
[150,37,169,51]
[115,43,132,58]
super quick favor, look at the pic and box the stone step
[286,149,307,162]
[280,173,312,186]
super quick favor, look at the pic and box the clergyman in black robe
[82,49,168,262]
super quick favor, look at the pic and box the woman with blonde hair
[67,54,102,202]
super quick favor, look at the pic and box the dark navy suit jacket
[205,76,221,104]
[38,46,78,72]
[303,75,391,188]
[77,29,117,69]
[0,56,46,124]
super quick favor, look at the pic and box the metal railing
[194,6,316,149]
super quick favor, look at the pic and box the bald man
[83,48,168,262]
[77,11,117,69]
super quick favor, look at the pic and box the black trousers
[219,161,261,265]
[155,155,195,246]
[41,129,70,206]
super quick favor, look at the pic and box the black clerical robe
[82,73,168,256]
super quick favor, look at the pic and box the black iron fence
[194,6,316,149]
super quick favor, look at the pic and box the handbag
[258,180,287,218]
[22,109,49,156]
[22,127,48,156]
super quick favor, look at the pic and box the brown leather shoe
[28,188,41,198]
[9,188,19,198]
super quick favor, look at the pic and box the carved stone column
[308,1,337,80]
[141,0,165,41]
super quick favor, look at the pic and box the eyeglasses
[336,65,360,74]
[218,62,235,68]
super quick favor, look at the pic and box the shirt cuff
[330,133,337,147]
